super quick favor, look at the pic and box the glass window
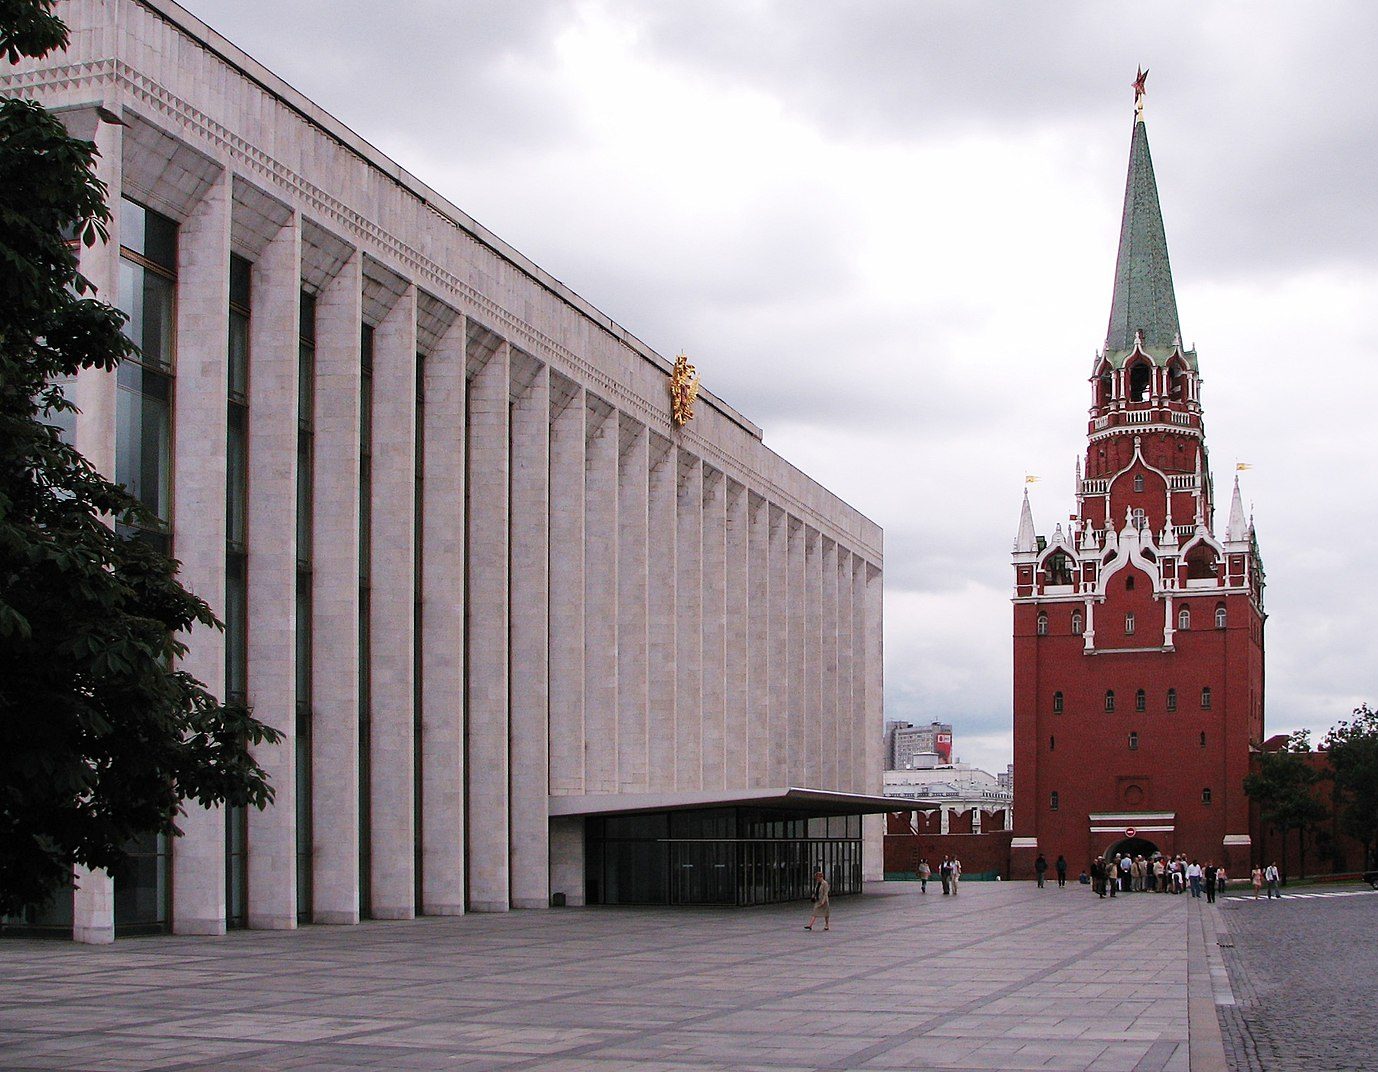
[1133,474,1144,492]
[115,360,172,523]
[1071,611,1083,635]
[1178,607,1191,630]
[1050,791,1059,811]
[1049,735,1055,751]
[1125,574,1135,591]
[1052,690,1063,714]
[1167,688,1177,712]
[226,407,248,548]
[1125,612,1135,635]
[1128,732,1139,750]
[1036,613,1048,636]
[1105,690,1115,713]
[1201,687,1212,709]
[1215,604,1227,629]
[1202,787,1212,805]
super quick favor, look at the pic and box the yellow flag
[1025,474,1041,484]
[1235,462,1253,471]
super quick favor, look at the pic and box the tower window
[1050,791,1060,811]
[1132,508,1147,531]
[1201,687,1212,709]
[1105,690,1116,713]
[1178,607,1191,630]
[1167,688,1177,712]
[1125,612,1136,635]
[1129,362,1151,403]
[1052,691,1064,714]
[1200,731,1207,748]
[1126,574,1135,591]
[1128,732,1139,750]
[1036,613,1048,636]
[1045,550,1073,586]
[1135,688,1146,712]
[1049,735,1055,752]
[1133,474,1145,493]
[1071,611,1083,635]
[1215,604,1227,629]
[1202,787,1212,805]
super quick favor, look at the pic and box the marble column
[786,519,806,784]
[804,529,822,788]
[547,378,585,796]
[420,315,467,915]
[675,453,703,789]
[851,557,867,797]
[646,436,677,790]
[368,284,417,919]
[820,539,839,791]
[309,251,363,924]
[700,468,727,790]
[583,400,619,795]
[509,360,550,910]
[171,167,232,936]
[616,419,649,793]
[245,210,301,930]
[836,550,854,793]
[767,507,789,786]
[746,494,771,788]
[549,817,585,907]
[465,339,511,912]
[862,562,885,880]
[724,482,750,789]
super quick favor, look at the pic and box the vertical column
[862,562,885,880]
[836,549,854,793]
[171,168,232,936]
[617,420,649,793]
[786,519,806,784]
[851,557,867,797]
[804,529,822,788]
[509,361,550,910]
[675,454,703,789]
[724,483,750,789]
[246,211,301,930]
[310,251,363,924]
[646,437,677,790]
[71,109,122,946]
[700,470,727,790]
[548,817,585,907]
[767,507,789,786]
[746,495,771,788]
[583,401,619,794]
[368,285,417,919]
[821,539,839,791]
[547,380,585,795]
[420,316,466,915]
[466,340,511,912]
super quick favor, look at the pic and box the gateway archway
[1104,835,1160,860]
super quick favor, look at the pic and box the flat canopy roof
[548,787,931,818]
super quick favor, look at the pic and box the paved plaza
[1,882,1227,1072]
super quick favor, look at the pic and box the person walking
[940,856,952,895]
[1035,853,1048,888]
[918,858,931,893]
[1107,857,1117,898]
[949,856,962,895]
[1204,862,1218,903]
[1055,854,1068,888]
[1251,866,1263,899]
[1091,858,1105,898]
[1265,862,1281,899]
[805,870,831,930]
[1187,859,1203,898]
[1153,857,1166,892]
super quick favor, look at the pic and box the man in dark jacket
[1035,853,1048,888]
[1055,854,1068,887]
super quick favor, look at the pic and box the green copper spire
[1105,73,1182,357]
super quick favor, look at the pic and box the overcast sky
[183,0,1378,775]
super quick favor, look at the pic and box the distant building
[884,720,953,769]
[883,762,1012,833]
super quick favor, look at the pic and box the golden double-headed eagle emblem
[670,351,700,428]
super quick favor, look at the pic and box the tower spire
[1014,489,1037,554]
[1105,68,1182,356]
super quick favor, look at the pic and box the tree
[0,0,282,917]
[1243,730,1327,880]
[1322,704,1378,871]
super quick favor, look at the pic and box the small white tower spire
[1226,475,1248,543]
[1014,489,1038,554]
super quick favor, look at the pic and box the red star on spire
[1133,67,1149,103]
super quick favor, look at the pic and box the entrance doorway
[1104,836,1159,860]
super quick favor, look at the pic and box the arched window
[1167,688,1177,712]
[1135,688,1146,712]
[1128,732,1139,750]
[1178,606,1191,630]
[1036,613,1048,636]
[1045,550,1073,586]
[1133,474,1145,493]
[1132,507,1147,531]
[1071,611,1083,635]
[1201,787,1212,805]
[1125,574,1135,591]
[1105,690,1116,713]
[1125,612,1136,635]
[1128,362,1151,403]
[1050,791,1060,811]
[1186,544,1218,581]
[1052,691,1064,714]
[1201,687,1212,709]
[1215,604,1227,629]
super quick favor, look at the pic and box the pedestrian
[1055,854,1068,888]
[1265,861,1281,899]
[1035,853,1048,888]
[1251,866,1263,899]
[950,856,962,895]
[805,869,830,930]
[1091,858,1105,898]
[1204,862,1217,903]
[1107,857,1117,898]
[1217,866,1229,895]
[918,858,931,893]
[1134,855,1146,892]
[1078,869,1090,885]
[1187,859,1203,898]
[1153,857,1166,892]
[1119,853,1132,893]
[940,855,952,895]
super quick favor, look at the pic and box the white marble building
[4,0,886,941]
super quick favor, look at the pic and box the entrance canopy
[550,786,915,818]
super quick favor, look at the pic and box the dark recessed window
[1167,688,1177,712]
[1126,574,1135,591]
[1128,732,1139,750]
[1135,688,1146,712]
[1134,474,1145,492]
[1201,687,1212,709]
[1049,735,1055,752]
[1202,788,1212,805]
[1052,691,1064,714]
[1050,791,1060,811]
[1125,612,1136,635]
[1105,690,1116,713]
[1200,731,1207,748]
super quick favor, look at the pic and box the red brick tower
[1010,77,1265,878]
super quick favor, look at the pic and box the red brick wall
[884,831,1015,879]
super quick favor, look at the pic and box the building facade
[883,719,953,769]
[1009,85,1265,877]
[3,0,885,940]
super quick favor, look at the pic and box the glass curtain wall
[294,291,316,922]
[358,323,374,917]
[224,254,251,928]
[113,198,177,933]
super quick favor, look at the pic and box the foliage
[1243,730,1327,878]
[1322,704,1378,870]
[0,0,281,917]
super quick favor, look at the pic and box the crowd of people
[1036,852,1249,901]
